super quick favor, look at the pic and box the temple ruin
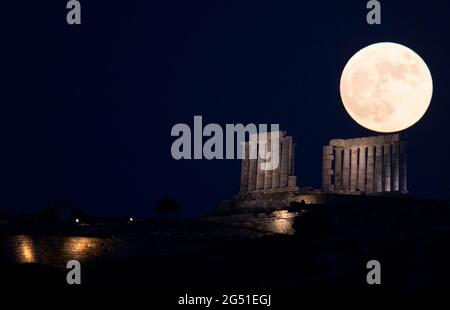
[239,131,298,195]
[218,131,299,211]
[220,132,408,212]
[322,134,408,194]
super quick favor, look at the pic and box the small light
[75,218,80,223]
[129,217,134,222]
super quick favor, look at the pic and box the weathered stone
[399,141,408,193]
[288,176,297,188]
[334,147,343,190]
[350,147,358,192]
[239,131,297,196]
[280,137,291,188]
[330,139,346,147]
[384,144,392,192]
[392,142,400,191]
[323,134,407,195]
[239,143,250,192]
[342,148,351,191]
[264,136,273,190]
[358,146,367,192]
[248,157,257,191]
[256,141,266,190]
[271,135,281,189]
[366,145,375,193]
[375,144,383,192]
[322,145,334,192]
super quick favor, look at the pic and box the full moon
[340,42,433,133]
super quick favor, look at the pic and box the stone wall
[0,233,209,268]
[205,210,299,236]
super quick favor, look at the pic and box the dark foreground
[2,196,450,288]
[2,231,450,288]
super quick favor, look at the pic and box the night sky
[3,1,450,217]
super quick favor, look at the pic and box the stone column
[334,147,343,191]
[264,135,273,190]
[288,140,296,188]
[366,145,375,193]
[280,137,291,188]
[271,162,280,189]
[287,138,293,175]
[342,148,351,192]
[248,139,258,191]
[322,145,334,192]
[392,142,400,192]
[350,146,358,192]
[399,141,408,193]
[357,146,367,192]
[375,144,383,193]
[291,143,295,177]
[384,144,392,192]
[239,142,250,192]
[288,176,297,188]
[271,136,281,189]
[256,140,266,190]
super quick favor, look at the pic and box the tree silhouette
[155,197,180,216]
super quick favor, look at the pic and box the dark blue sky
[2,1,450,217]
